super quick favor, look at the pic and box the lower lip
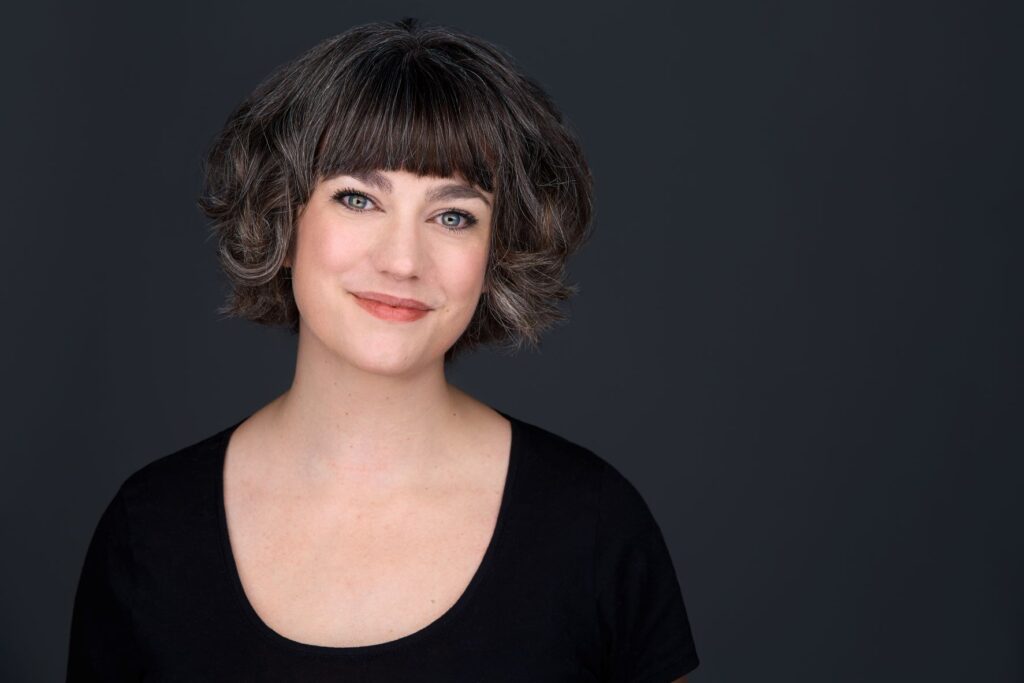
[352,294,431,322]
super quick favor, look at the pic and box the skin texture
[288,169,492,388]
[274,168,500,494]
[221,169,515,647]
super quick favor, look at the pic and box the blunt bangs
[315,47,500,193]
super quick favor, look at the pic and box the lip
[350,291,433,323]
[350,291,433,310]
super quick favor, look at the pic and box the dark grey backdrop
[3,1,1021,681]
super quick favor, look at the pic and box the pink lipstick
[350,291,432,322]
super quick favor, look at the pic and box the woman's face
[286,169,494,375]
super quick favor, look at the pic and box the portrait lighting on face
[283,168,495,376]
[197,17,594,366]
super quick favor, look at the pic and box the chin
[300,306,470,375]
[342,337,443,376]
[352,353,424,377]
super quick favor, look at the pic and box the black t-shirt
[67,411,699,682]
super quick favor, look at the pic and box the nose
[371,209,424,280]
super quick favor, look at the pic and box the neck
[258,322,474,495]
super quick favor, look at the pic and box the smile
[351,292,432,322]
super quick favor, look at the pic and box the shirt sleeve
[66,482,145,681]
[595,460,699,682]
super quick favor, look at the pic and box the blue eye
[437,209,478,232]
[331,188,479,232]
[333,189,374,211]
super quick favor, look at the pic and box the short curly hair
[197,17,594,362]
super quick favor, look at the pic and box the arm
[67,486,145,681]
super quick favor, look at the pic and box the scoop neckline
[212,409,521,658]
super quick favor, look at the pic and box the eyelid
[333,189,479,229]
[333,187,378,210]
[433,207,479,229]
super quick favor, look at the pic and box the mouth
[350,291,433,310]
[349,291,433,322]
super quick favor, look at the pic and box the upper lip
[351,291,433,310]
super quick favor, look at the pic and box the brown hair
[197,17,594,362]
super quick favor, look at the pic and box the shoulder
[507,412,656,535]
[114,417,241,520]
[77,417,242,574]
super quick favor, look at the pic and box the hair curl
[197,17,594,362]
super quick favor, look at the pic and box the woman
[67,18,699,681]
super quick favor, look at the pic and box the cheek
[439,241,490,297]
[309,221,367,272]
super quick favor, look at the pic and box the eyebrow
[349,170,492,208]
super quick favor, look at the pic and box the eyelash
[331,188,479,232]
